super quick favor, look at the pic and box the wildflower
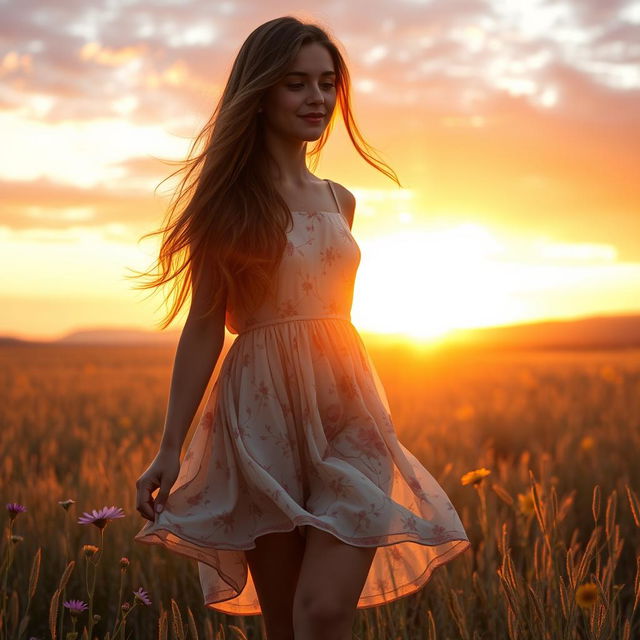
[133,587,152,606]
[517,492,535,515]
[122,602,131,611]
[77,506,125,530]
[58,499,76,511]
[63,600,88,617]
[120,556,130,569]
[580,436,595,452]
[6,503,27,521]
[11,534,24,544]
[461,468,491,487]
[82,544,99,557]
[576,582,598,609]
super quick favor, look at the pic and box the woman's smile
[299,114,324,125]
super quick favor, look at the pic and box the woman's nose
[311,85,324,100]
[308,85,324,101]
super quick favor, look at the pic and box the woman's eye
[287,83,335,90]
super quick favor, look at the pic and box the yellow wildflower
[517,492,535,515]
[82,544,99,557]
[575,582,598,609]
[461,467,491,487]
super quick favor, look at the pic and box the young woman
[133,16,470,640]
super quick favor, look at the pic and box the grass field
[1,341,639,639]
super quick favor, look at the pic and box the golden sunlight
[351,222,640,342]
[353,224,524,340]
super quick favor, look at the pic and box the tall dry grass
[1,342,639,639]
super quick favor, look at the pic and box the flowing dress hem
[134,519,471,616]
[209,535,471,616]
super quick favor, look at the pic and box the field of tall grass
[1,340,639,639]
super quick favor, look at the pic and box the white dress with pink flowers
[134,179,470,616]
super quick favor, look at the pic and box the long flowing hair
[128,15,401,330]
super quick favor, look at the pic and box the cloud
[1,0,639,124]
[0,0,638,258]
[0,175,161,231]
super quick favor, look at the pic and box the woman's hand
[135,448,181,522]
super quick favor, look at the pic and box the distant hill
[0,327,181,346]
[57,327,182,345]
[1,313,639,350]
[441,313,640,350]
[0,336,33,346]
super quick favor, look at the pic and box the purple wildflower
[6,503,27,521]
[77,506,125,530]
[133,587,152,606]
[63,599,88,616]
[58,499,76,511]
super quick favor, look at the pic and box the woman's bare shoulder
[327,180,356,229]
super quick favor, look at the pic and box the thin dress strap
[324,179,341,215]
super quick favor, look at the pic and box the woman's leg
[292,526,377,640]
[245,527,306,640]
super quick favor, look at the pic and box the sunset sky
[2,0,639,342]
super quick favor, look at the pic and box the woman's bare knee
[292,527,377,639]
[293,594,353,639]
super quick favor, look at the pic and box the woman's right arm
[136,258,228,521]
[157,312,226,454]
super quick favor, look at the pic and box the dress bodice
[225,208,361,336]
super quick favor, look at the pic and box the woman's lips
[300,115,323,124]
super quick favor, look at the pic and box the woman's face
[261,42,337,142]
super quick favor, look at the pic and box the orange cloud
[1,51,32,75]
[79,42,146,66]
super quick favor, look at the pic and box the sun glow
[353,224,521,340]
[351,222,639,344]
